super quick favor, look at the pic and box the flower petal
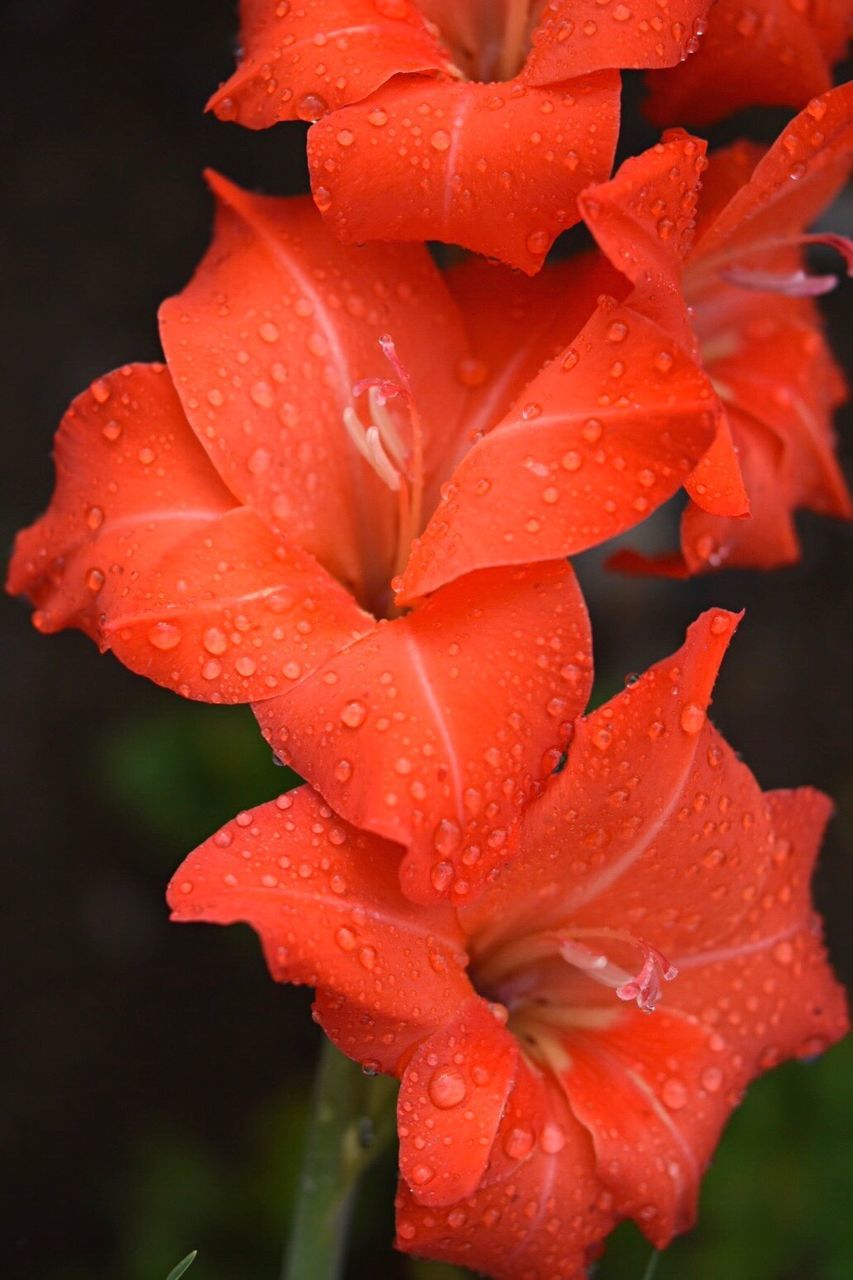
[395,1067,614,1280]
[254,560,593,904]
[167,784,469,1072]
[578,129,708,344]
[207,0,454,127]
[306,72,621,273]
[609,419,798,577]
[561,1008,729,1244]
[7,363,231,639]
[690,83,853,272]
[644,0,847,126]
[399,299,720,601]
[461,608,741,945]
[102,506,372,703]
[398,999,519,1205]
[159,173,469,608]
[524,0,712,81]
[445,251,626,464]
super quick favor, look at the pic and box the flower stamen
[342,335,426,584]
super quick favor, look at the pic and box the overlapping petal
[645,0,852,126]
[254,559,593,902]
[399,299,721,601]
[168,784,469,1071]
[159,172,469,605]
[6,363,369,701]
[207,0,455,127]
[306,72,620,272]
[524,0,711,83]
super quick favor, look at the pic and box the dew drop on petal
[680,703,706,734]
[148,622,182,651]
[428,1067,467,1109]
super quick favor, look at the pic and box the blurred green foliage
[93,701,850,1280]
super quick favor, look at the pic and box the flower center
[419,0,545,81]
[470,924,677,1071]
[342,336,425,614]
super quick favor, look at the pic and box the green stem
[283,1038,397,1280]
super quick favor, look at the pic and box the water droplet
[428,1067,467,1109]
[526,229,550,256]
[701,1066,723,1093]
[296,93,329,121]
[86,505,104,530]
[148,622,182,651]
[433,819,462,856]
[680,703,705,734]
[203,627,228,655]
[340,700,367,729]
[430,860,454,893]
[503,1127,534,1159]
[661,1078,687,1109]
[430,129,451,151]
[540,1122,566,1154]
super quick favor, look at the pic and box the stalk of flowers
[168,609,849,1279]
[7,4,851,1275]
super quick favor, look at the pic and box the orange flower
[400,84,852,598]
[9,175,610,904]
[168,609,849,1279]
[645,0,852,125]
[207,0,716,269]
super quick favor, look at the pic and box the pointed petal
[167,785,469,1072]
[395,1067,614,1280]
[666,783,845,1064]
[683,409,749,516]
[7,363,231,639]
[398,999,519,1205]
[399,300,720,601]
[306,73,621,273]
[579,129,708,343]
[644,0,846,126]
[159,173,468,604]
[690,84,853,271]
[208,0,454,127]
[524,0,712,81]
[562,1008,730,1244]
[254,560,593,904]
[101,505,373,702]
[461,608,742,944]
[445,251,626,462]
[706,303,852,522]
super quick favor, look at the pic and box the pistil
[341,336,426,595]
[689,232,853,299]
[475,924,678,1016]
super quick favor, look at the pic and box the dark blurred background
[1,3,851,1278]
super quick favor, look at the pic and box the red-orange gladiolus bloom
[168,609,849,1279]
[400,83,853,598]
[645,0,853,125]
[208,0,714,270]
[8,175,613,905]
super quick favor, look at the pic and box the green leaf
[165,1252,197,1280]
